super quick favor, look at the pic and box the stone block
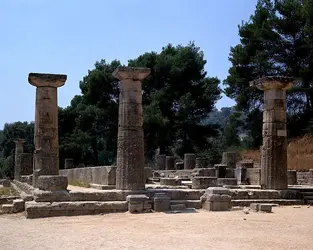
[12,199,25,213]
[144,167,152,183]
[214,164,227,178]
[153,193,170,212]
[195,158,208,168]
[239,160,254,168]
[160,178,181,186]
[205,187,232,196]
[20,175,33,185]
[217,178,237,186]
[203,200,231,211]
[1,204,13,214]
[222,152,238,168]
[235,167,247,185]
[0,179,10,187]
[192,168,216,177]
[259,204,272,213]
[37,175,68,191]
[246,168,261,185]
[176,162,184,170]
[250,203,259,211]
[225,168,235,178]
[192,177,217,189]
[33,189,70,202]
[170,204,186,211]
[129,203,144,213]
[126,194,149,202]
[287,170,297,185]
[184,153,196,169]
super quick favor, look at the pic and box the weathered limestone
[251,203,273,213]
[196,158,208,168]
[309,169,313,186]
[217,178,237,186]
[287,170,297,185]
[214,164,227,178]
[126,194,151,213]
[113,67,150,190]
[201,187,232,211]
[192,177,217,189]
[166,156,175,170]
[235,167,247,185]
[13,139,25,181]
[65,158,74,169]
[20,153,33,176]
[156,154,166,170]
[29,73,67,176]
[160,178,182,186]
[153,193,171,212]
[184,153,196,169]
[176,162,184,170]
[251,76,294,190]
[222,152,238,168]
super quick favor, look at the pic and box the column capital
[13,138,25,145]
[112,66,151,81]
[250,76,294,90]
[28,73,67,88]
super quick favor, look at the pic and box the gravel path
[0,206,312,250]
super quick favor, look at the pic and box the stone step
[170,200,202,209]
[170,204,186,211]
[25,201,128,219]
[303,196,313,200]
[301,192,313,196]
[232,199,303,207]
[1,204,13,214]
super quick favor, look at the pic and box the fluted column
[113,67,150,190]
[250,76,293,190]
[28,73,67,176]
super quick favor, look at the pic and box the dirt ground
[0,206,312,250]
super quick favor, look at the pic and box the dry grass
[0,187,11,196]
[68,179,90,188]
[241,136,313,171]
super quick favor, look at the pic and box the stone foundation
[60,166,116,186]
[192,177,217,189]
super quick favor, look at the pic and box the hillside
[241,136,313,171]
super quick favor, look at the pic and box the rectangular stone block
[192,177,217,189]
[217,178,237,186]
[259,204,272,213]
[37,175,68,191]
[12,199,25,213]
[203,201,230,211]
[263,110,286,123]
[170,204,186,211]
[250,203,259,211]
[153,193,170,212]
[128,203,143,213]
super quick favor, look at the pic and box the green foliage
[224,0,313,147]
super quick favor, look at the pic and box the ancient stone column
[165,156,175,170]
[222,152,238,168]
[184,153,196,169]
[13,139,25,181]
[113,67,150,190]
[250,76,294,190]
[28,73,67,176]
[156,154,166,170]
[65,158,74,169]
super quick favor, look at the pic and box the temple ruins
[1,72,313,218]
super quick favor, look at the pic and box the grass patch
[68,179,90,188]
[0,187,11,196]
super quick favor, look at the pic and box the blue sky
[0,0,257,128]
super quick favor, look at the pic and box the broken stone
[259,204,272,213]
[1,204,13,214]
[12,199,25,213]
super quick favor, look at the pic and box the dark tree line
[3,0,313,177]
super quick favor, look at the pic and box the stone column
[250,76,294,190]
[112,67,150,190]
[65,158,74,169]
[156,154,166,170]
[287,170,297,185]
[13,139,25,181]
[165,156,175,170]
[29,73,66,176]
[222,152,237,168]
[184,153,196,169]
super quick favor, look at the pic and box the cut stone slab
[12,199,25,213]
[259,203,272,213]
[25,201,128,219]
[192,177,217,189]
[250,203,259,211]
[232,199,303,207]
[170,200,202,209]
[160,178,182,186]
[153,193,171,212]
[89,184,116,190]
[170,204,186,211]
[33,189,70,202]
[1,204,13,214]
[37,175,68,191]
[217,178,237,186]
